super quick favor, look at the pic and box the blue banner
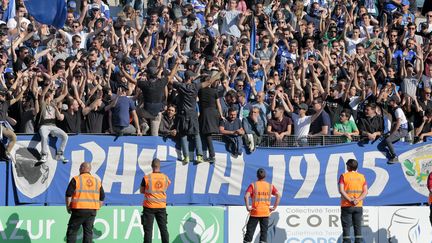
[9,135,430,206]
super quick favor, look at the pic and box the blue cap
[68,1,77,9]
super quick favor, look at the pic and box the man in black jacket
[357,103,384,142]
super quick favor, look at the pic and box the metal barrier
[15,133,416,148]
[211,134,362,147]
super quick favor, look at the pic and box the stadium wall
[0,206,429,242]
[0,135,430,206]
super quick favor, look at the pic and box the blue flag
[23,0,67,29]
[1,0,15,22]
[250,16,256,55]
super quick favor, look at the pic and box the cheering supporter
[309,98,331,136]
[0,0,430,160]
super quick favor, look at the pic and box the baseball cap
[299,103,308,110]
[91,3,100,9]
[68,1,77,9]
[424,87,432,93]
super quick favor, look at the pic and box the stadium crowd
[0,0,431,163]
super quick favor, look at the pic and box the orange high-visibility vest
[341,171,366,207]
[143,173,171,208]
[250,181,272,217]
[70,173,101,210]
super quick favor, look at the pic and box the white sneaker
[5,151,11,161]
[56,152,69,163]
[39,154,47,163]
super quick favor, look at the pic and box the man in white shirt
[7,5,30,34]
[288,103,323,146]
[379,96,408,164]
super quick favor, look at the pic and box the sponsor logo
[179,211,220,243]
[398,144,432,196]
[387,208,420,243]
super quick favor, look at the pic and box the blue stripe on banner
[8,135,430,206]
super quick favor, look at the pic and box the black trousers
[341,207,363,243]
[202,133,215,158]
[66,210,96,243]
[243,216,269,243]
[142,207,169,243]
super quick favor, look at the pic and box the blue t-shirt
[111,96,136,127]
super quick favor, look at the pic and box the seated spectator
[38,84,69,163]
[159,104,177,139]
[415,108,432,142]
[219,108,244,156]
[379,96,408,164]
[108,85,142,136]
[267,105,292,143]
[243,107,265,152]
[357,103,384,142]
[333,109,359,143]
